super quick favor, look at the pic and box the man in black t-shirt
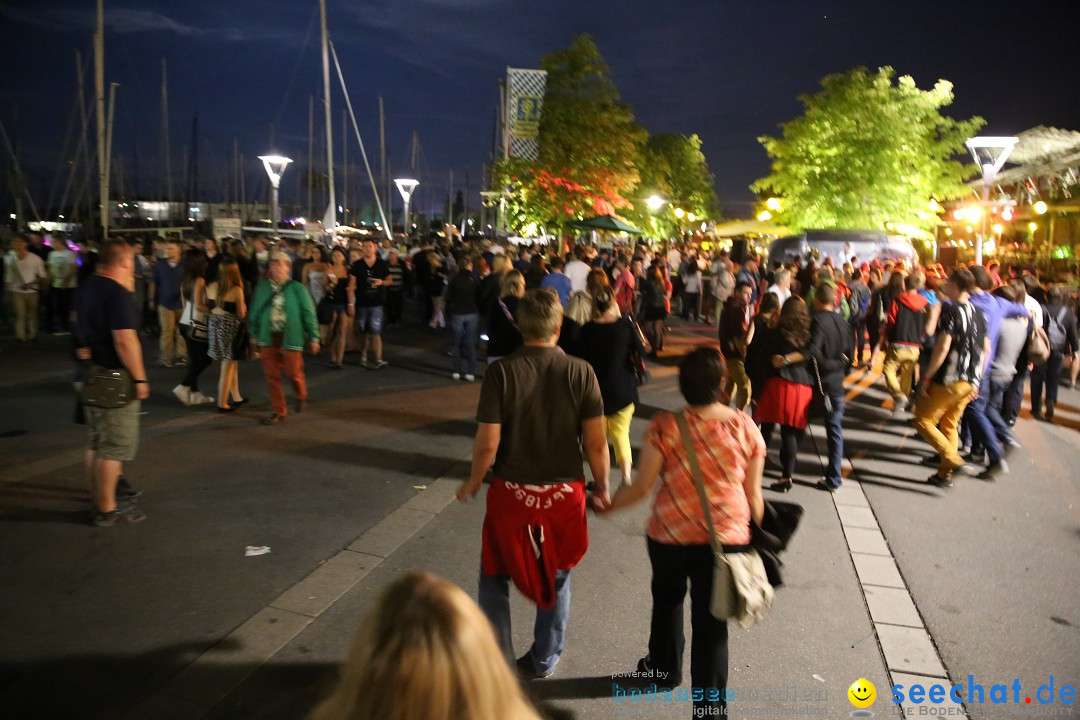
[348,238,391,368]
[74,239,149,526]
[913,268,990,488]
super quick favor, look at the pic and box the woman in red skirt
[753,296,814,492]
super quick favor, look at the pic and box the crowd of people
[4,226,1080,717]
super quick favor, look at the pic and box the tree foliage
[751,66,985,237]
[490,34,722,238]
[626,133,719,238]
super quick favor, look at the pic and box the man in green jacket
[249,251,321,426]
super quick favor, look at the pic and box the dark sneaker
[372,359,388,370]
[979,459,1009,480]
[1046,402,1055,421]
[115,477,142,500]
[92,506,146,527]
[636,656,681,687]
[928,473,954,488]
[294,398,306,414]
[815,480,839,493]
[261,413,284,426]
[517,652,558,680]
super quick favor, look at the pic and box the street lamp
[646,194,666,211]
[258,154,293,233]
[765,197,782,212]
[394,178,419,239]
[965,136,1017,265]
[673,207,685,219]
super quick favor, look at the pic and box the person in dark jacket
[718,282,754,410]
[486,270,525,363]
[744,292,781,410]
[807,285,854,491]
[577,286,645,488]
[446,254,481,381]
[882,273,930,414]
[753,296,814,492]
[1031,285,1079,421]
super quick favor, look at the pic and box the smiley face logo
[848,678,876,709]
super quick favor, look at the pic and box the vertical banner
[505,67,547,161]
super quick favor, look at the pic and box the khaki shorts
[85,399,141,462]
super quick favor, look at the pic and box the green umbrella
[573,214,646,235]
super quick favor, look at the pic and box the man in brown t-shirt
[458,288,610,679]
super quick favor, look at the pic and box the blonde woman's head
[491,254,512,275]
[501,270,526,299]
[308,572,541,720]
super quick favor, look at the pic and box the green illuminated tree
[490,34,646,233]
[751,66,985,237]
[628,133,719,237]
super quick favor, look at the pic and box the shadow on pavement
[289,441,469,480]
[0,640,340,720]
[527,674,617,701]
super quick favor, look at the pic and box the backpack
[848,283,870,321]
[1047,306,1069,352]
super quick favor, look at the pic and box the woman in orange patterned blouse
[601,347,765,718]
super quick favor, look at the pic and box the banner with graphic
[506,67,547,161]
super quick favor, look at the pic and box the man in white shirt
[766,269,793,306]
[564,246,592,294]
[4,234,47,341]
[48,236,78,333]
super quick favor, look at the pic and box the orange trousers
[260,345,307,416]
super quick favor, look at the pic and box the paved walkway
[2,321,1078,719]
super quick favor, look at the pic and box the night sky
[2,0,1078,220]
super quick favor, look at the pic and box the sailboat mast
[341,108,347,228]
[95,0,108,235]
[307,94,314,220]
[104,82,118,231]
[161,58,172,208]
[319,0,336,244]
[379,96,386,221]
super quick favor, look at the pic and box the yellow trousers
[914,381,974,476]
[604,403,635,466]
[726,358,751,411]
[883,345,920,402]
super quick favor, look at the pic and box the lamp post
[258,154,293,234]
[394,178,419,239]
[965,136,1017,266]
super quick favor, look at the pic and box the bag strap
[811,356,825,396]
[674,411,724,557]
[497,297,519,330]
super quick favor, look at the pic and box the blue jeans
[478,569,571,675]
[1003,366,1028,424]
[450,312,478,375]
[356,305,384,335]
[823,394,845,488]
[963,382,1003,463]
[985,378,1015,446]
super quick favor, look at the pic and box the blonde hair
[518,288,563,341]
[308,572,541,720]
[500,270,526,299]
[491,254,512,275]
